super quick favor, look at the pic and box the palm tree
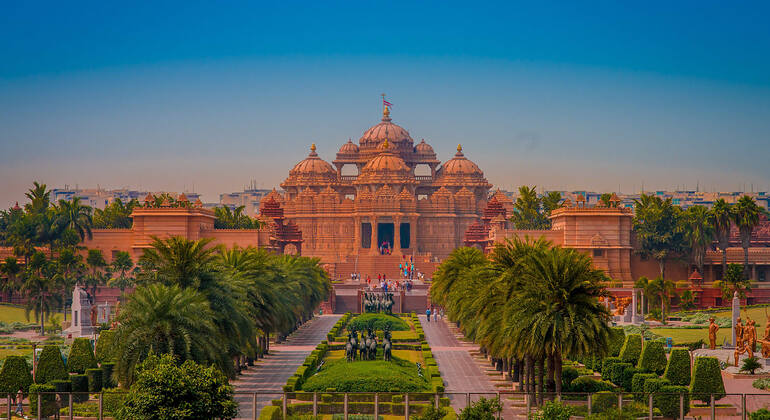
[113,283,220,385]
[711,199,733,280]
[137,236,219,289]
[56,197,93,241]
[22,252,61,335]
[0,257,21,300]
[54,248,85,322]
[633,194,684,279]
[108,251,134,291]
[680,205,715,277]
[430,247,487,307]
[646,276,675,322]
[510,186,548,230]
[733,196,762,280]
[24,182,50,215]
[85,249,107,296]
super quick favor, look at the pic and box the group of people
[399,255,416,280]
[364,274,412,292]
[425,305,444,323]
[379,241,392,255]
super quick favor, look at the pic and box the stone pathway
[232,314,341,420]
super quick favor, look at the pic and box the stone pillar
[631,289,638,323]
[394,217,401,255]
[732,291,740,347]
[410,217,418,254]
[752,264,757,281]
[354,217,360,253]
[370,218,377,256]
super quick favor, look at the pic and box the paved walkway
[233,314,341,420]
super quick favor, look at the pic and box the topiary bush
[70,374,89,403]
[591,391,617,413]
[608,327,626,357]
[631,373,657,402]
[620,366,639,392]
[29,384,57,417]
[567,376,615,393]
[258,405,281,420]
[690,357,725,403]
[638,340,667,375]
[102,388,127,416]
[530,400,575,420]
[654,385,689,419]
[67,338,97,374]
[94,330,116,363]
[610,362,631,386]
[0,355,32,394]
[601,357,621,381]
[619,334,642,365]
[35,345,68,384]
[664,348,691,386]
[642,378,670,399]
[561,366,580,389]
[86,368,103,392]
[51,379,71,401]
[101,362,116,388]
[348,313,410,332]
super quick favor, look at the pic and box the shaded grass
[302,356,430,392]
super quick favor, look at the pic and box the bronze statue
[383,327,392,361]
[708,317,719,350]
[745,317,757,353]
[735,339,750,367]
[763,310,770,358]
[614,297,631,316]
[735,318,745,347]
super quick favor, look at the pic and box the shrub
[753,378,770,391]
[348,313,410,332]
[741,356,762,375]
[530,400,575,420]
[631,373,657,402]
[601,357,621,381]
[620,366,638,391]
[101,362,116,388]
[0,355,32,394]
[591,391,617,413]
[567,376,615,393]
[115,353,237,420]
[95,330,116,363]
[608,327,625,356]
[752,408,770,420]
[259,405,282,420]
[619,334,642,365]
[638,341,667,375]
[610,362,631,386]
[70,374,89,403]
[412,405,450,420]
[690,357,725,403]
[458,397,501,420]
[643,377,669,403]
[664,348,691,386]
[29,384,57,417]
[102,388,127,415]
[86,368,103,392]
[654,385,689,419]
[561,366,579,389]
[51,379,71,399]
[67,338,97,374]
[35,345,68,384]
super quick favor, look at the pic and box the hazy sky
[1,1,769,207]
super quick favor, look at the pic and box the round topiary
[86,368,103,392]
[690,357,725,403]
[35,345,68,384]
[0,355,33,394]
[567,376,615,393]
[29,384,57,417]
[664,348,691,386]
[94,330,116,363]
[70,374,89,403]
[638,340,667,375]
[619,334,643,365]
[67,338,97,374]
[561,366,580,389]
[654,385,689,419]
[601,357,621,381]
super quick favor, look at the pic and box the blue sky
[1,1,768,206]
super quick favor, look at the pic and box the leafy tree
[214,205,264,229]
[509,186,560,230]
[115,353,237,420]
[108,251,134,291]
[711,199,733,279]
[93,198,139,229]
[22,252,61,335]
[459,396,502,420]
[633,194,685,279]
[733,195,762,279]
[679,205,714,276]
[85,248,108,296]
[715,263,751,299]
[55,196,93,242]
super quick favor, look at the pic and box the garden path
[232,314,342,420]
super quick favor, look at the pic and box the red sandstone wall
[204,229,267,249]
[630,254,690,282]
[82,229,134,262]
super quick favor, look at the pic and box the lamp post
[31,342,38,382]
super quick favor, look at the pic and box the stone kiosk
[64,285,96,338]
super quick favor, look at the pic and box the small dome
[415,139,435,154]
[438,144,483,177]
[290,144,336,178]
[338,139,359,155]
[363,140,410,173]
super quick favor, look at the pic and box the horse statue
[345,330,358,362]
[367,329,378,360]
[357,332,366,360]
[384,294,394,314]
[383,327,392,362]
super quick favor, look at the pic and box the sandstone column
[631,289,638,323]
[732,291,740,347]
[394,217,401,255]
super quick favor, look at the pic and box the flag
[383,99,393,107]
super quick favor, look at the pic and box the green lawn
[0,304,62,326]
[650,328,728,345]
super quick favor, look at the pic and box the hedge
[631,373,657,402]
[619,334,642,365]
[348,313,410,331]
[101,362,116,388]
[258,405,282,420]
[51,379,71,400]
[608,327,625,357]
[638,340,667,375]
[620,366,639,392]
[70,374,89,403]
[752,408,770,420]
[0,355,32,394]
[690,357,725,403]
[35,345,68,384]
[67,338,97,374]
[610,362,631,386]
[566,376,615,393]
[86,368,103,392]
[664,348,691,386]
[29,384,57,417]
[561,366,580,389]
[601,357,621,381]
[642,378,670,398]
[655,385,689,419]
[94,330,116,363]
[102,388,127,416]
[592,391,617,413]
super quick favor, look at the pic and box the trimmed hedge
[655,385,689,419]
[86,368,102,392]
[35,345,68,384]
[29,384,57,417]
[94,330,116,363]
[67,338,97,374]
[70,374,89,403]
[608,327,626,357]
[643,378,670,398]
[51,379,71,400]
[592,391,617,413]
[259,405,281,420]
[664,348,691,386]
[610,362,631,386]
[601,357,621,381]
[690,357,725,403]
[638,340,667,375]
[561,366,580,389]
[620,366,639,392]
[101,362,116,388]
[0,355,32,394]
[619,334,642,365]
[348,313,410,331]
[631,373,657,402]
[566,376,615,393]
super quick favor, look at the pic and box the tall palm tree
[430,247,487,307]
[24,182,50,215]
[733,196,762,280]
[113,283,220,385]
[633,194,684,279]
[0,257,21,299]
[680,205,715,277]
[22,252,61,335]
[711,199,733,279]
[108,251,134,292]
[85,249,107,296]
[56,197,93,241]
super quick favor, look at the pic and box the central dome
[362,140,410,173]
[359,107,413,147]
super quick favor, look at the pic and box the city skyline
[2,1,769,208]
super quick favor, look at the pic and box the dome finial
[383,138,389,149]
[457,144,463,152]
[311,143,316,152]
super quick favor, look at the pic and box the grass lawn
[707,305,769,328]
[392,349,423,363]
[0,348,32,359]
[650,328,729,345]
[391,330,417,340]
[0,304,62,326]
[302,356,430,392]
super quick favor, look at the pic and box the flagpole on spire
[381,93,386,114]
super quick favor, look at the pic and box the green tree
[715,263,751,299]
[633,194,684,279]
[711,199,733,279]
[93,198,139,229]
[510,186,560,230]
[115,353,237,420]
[733,195,762,279]
[108,251,134,291]
[679,205,714,277]
[55,197,93,242]
[22,252,61,335]
[85,248,107,296]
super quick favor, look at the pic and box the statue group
[345,326,393,362]
[363,292,394,314]
[725,314,770,366]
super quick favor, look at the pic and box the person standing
[426,308,431,322]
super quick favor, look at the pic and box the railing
[15,390,770,419]
[415,175,433,182]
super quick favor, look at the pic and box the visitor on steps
[426,308,431,322]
